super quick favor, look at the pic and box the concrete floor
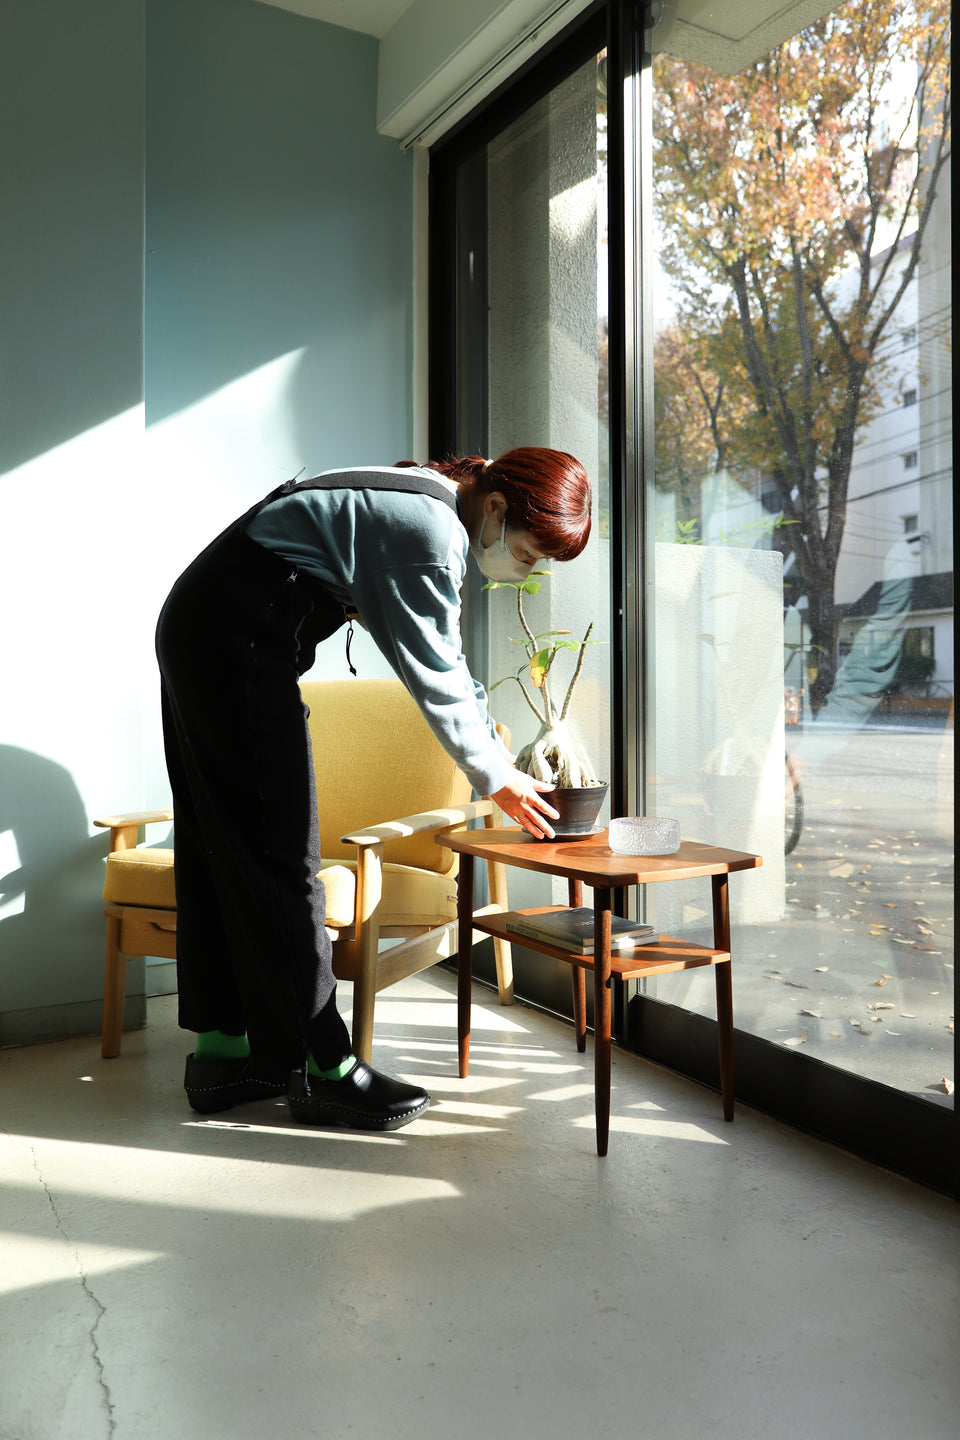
[2,969,958,1440]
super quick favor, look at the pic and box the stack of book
[505,907,658,954]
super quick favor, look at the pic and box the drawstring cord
[345,619,357,676]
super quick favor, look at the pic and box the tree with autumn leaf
[652,0,951,709]
[653,315,756,537]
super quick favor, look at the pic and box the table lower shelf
[473,907,729,978]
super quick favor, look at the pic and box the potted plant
[486,571,607,836]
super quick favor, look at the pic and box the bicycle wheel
[784,759,803,855]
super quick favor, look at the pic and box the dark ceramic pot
[546,782,609,837]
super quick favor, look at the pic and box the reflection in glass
[648,0,953,1104]
[479,55,611,871]
[447,52,612,1020]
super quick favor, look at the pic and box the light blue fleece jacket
[246,466,515,798]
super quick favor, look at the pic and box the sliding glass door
[431,23,614,1020]
[430,0,955,1192]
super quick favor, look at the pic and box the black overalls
[155,471,459,1072]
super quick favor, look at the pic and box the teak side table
[440,827,762,1155]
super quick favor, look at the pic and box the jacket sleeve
[349,561,515,798]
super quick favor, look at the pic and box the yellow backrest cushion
[301,680,473,874]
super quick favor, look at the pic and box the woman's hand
[491,770,559,839]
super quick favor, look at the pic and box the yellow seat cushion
[103,848,457,932]
[103,847,176,908]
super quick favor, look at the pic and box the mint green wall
[0,0,145,477]
[0,0,415,1046]
[141,0,415,800]
[146,0,413,454]
[0,0,147,1046]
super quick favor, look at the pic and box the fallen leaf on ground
[883,902,898,908]
[874,977,889,986]
[868,1002,895,1011]
[816,966,829,972]
[800,1009,822,1018]
[939,1079,955,1096]
[784,980,809,989]
[783,1030,808,1046]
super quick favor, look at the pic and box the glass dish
[608,816,681,856]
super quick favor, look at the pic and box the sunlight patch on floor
[571,1114,730,1143]
[366,997,530,1032]
[5,1134,458,1220]
[0,1233,166,1296]
[526,1082,596,1102]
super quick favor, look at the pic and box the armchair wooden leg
[101,910,127,1059]
[350,842,383,1064]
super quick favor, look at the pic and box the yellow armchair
[95,679,512,1061]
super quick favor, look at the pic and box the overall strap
[251,469,461,679]
[284,470,458,513]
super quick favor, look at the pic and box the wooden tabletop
[441,827,762,887]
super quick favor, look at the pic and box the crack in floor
[30,1143,117,1437]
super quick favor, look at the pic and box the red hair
[399,447,592,559]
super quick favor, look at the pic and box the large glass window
[431,0,955,1186]
[647,0,953,1107]
[436,42,612,1017]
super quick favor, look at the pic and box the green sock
[308,1052,358,1081]
[194,1029,250,1062]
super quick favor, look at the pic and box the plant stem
[560,622,594,721]
[514,679,546,724]
[518,584,555,723]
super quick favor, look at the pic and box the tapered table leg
[593,888,612,1156]
[572,967,587,1053]
[568,878,587,1052]
[458,852,475,1078]
[712,872,735,1121]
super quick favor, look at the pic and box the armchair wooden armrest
[340,799,493,847]
[94,809,175,854]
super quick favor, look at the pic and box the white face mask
[470,517,536,583]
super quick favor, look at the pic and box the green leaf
[529,648,552,689]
